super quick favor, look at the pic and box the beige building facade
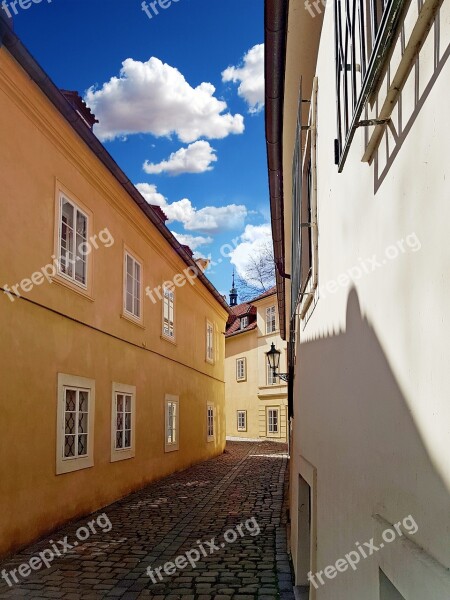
[265,0,450,599]
[0,19,228,558]
[225,287,288,443]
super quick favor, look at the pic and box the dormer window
[240,316,248,330]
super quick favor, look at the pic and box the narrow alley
[0,443,293,600]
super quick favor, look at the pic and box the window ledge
[161,334,177,346]
[111,450,135,463]
[120,312,145,329]
[52,274,94,301]
[165,444,179,453]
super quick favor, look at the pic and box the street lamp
[266,342,290,382]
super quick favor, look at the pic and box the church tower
[229,270,238,307]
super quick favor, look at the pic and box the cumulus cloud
[143,141,217,176]
[135,183,247,233]
[222,44,265,114]
[171,232,213,251]
[85,57,245,142]
[229,224,273,280]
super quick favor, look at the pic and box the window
[206,321,214,363]
[124,251,142,321]
[334,0,405,170]
[58,194,88,287]
[165,395,179,452]
[267,361,278,386]
[237,410,247,432]
[111,383,136,462]
[291,77,318,321]
[267,408,279,435]
[207,404,215,441]
[236,358,247,382]
[266,306,276,334]
[56,374,95,475]
[163,286,175,339]
[240,316,248,330]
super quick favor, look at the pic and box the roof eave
[264,0,289,340]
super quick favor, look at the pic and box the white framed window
[163,286,175,340]
[165,395,179,452]
[207,404,215,441]
[267,362,278,385]
[236,357,247,381]
[240,316,248,330]
[58,193,89,287]
[267,408,280,435]
[123,250,142,321]
[237,410,247,432]
[266,306,276,334]
[56,374,95,475]
[206,320,214,363]
[111,383,136,462]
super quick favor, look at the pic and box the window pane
[126,255,133,277]
[78,434,88,456]
[126,292,134,314]
[75,254,86,284]
[124,429,132,448]
[65,389,76,412]
[78,413,88,434]
[125,395,131,412]
[65,413,76,435]
[117,412,124,432]
[116,431,123,449]
[79,391,89,412]
[64,435,76,458]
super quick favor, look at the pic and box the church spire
[229,270,238,307]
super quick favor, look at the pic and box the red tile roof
[226,303,257,338]
[225,287,277,338]
[251,285,277,302]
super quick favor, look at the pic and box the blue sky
[11,0,270,298]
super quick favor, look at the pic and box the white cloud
[85,57,245,142]
[171,232,213,251]
[143,141,217,176]
[229,224,273,279]
[135,183,166,206]
[222,44,265,114]
[135,183,247,233]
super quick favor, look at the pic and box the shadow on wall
[373,1,449,192]
[297,288,450,574]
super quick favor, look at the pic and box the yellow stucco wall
[225,295,288,442]
[0,47,227,557]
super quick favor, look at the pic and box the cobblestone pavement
[0,442,293,600]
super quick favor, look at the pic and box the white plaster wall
[288,0,450,598]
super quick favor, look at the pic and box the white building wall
[289,0,450,598]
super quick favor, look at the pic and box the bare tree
[235,242,276,301]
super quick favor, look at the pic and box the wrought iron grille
[334,0,407,171]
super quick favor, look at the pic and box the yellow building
[0,20,228,558]
[225,285,288,442]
